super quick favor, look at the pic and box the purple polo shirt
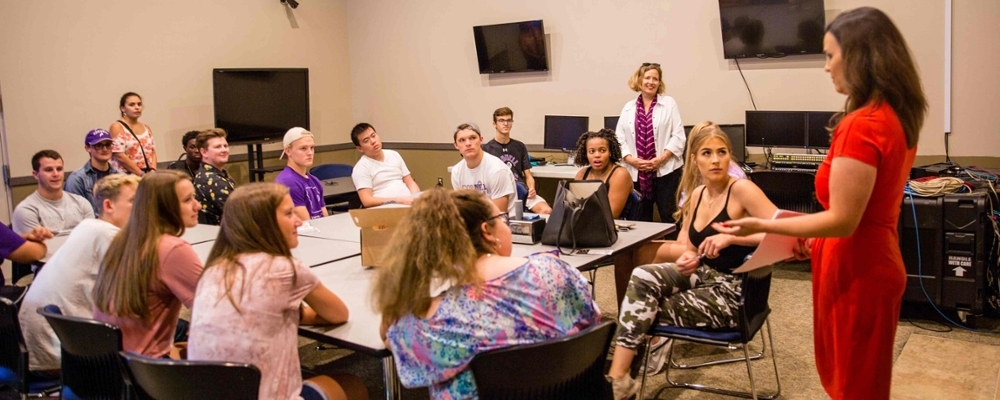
[1,225,26,285]
[274,167,326,219]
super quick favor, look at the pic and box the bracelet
[383,200,397,205]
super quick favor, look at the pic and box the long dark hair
[827,7,927,148]
[204,183,293,313]
[93,170,189,318]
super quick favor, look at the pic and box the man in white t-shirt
[350,123,421,207]
[19,173,139,371]
[450,123,517,216]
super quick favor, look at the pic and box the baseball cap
[85,129,113,146]
[281,127,314,159]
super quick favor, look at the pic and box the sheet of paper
[732,210,805,273]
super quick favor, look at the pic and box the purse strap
[555,196,590,256]
[117,120,152,172]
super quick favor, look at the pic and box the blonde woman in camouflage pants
[607,122,778,399]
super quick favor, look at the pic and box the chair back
[309,163,354,180]
[621,190,641,220]
[516,182,528,201]
[737,268,774,342]
[749,170,820,213]
[470,320,616,400]
[37,305,129,399]
[0,297,28,393]
[120,351,261,400]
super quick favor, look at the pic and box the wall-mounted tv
[213,68,309,144]
[719,0,826,59]
[473,20,549,74]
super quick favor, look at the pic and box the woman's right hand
[674,250,701,276]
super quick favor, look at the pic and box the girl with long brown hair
[93,170,202,358]
[109,92,158,175]
[717,7,927,399]
[373,189,600,399]
[188,183,365,400]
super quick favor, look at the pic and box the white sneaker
[609,374,639,400]
[639,338,672,376]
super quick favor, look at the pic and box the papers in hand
[731,210,804,274]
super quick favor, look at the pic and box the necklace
[591,166,611,182]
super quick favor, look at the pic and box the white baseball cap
[281,127,313,159]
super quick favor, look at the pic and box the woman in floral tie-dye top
[373,189,601,399]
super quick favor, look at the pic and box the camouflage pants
[615,263,742,349]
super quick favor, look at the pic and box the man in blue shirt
[65,129,119,214]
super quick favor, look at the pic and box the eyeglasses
[496,119,513,125]
[489,212,509,225]
[642,63,660,67]
[89,142,113,150]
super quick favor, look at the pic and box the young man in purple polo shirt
[274,127,328,220]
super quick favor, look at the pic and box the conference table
[42,213,674,400]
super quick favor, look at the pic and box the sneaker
[609,374,639,400]
[639,338,672,376]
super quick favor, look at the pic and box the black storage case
[899,191,995,314]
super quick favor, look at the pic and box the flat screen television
[719,0,826,59]
[682,124,746,163]
[807,111,837,148]
[213,68,309,144]
[604,116,619,131]
[745,111,806,148]
[544,116,589,151]
[473,20,549,74]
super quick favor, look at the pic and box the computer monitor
[807,111,837,149]
[543,115,589,151]
[604,116,619,131]
[682,124,746,163]
[745,111,807,148]
[719,124,746,163]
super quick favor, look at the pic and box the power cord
[734,59,757,111]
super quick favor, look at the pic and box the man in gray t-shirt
[12,150,95,235]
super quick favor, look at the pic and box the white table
[180,224,220,245]
[299,257,399,399]
[190,236,360,267]
[298,213,361,243]
[527,164,581,179]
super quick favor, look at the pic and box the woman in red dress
[716,7,927,399]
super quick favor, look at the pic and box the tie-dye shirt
[386,254,601,399]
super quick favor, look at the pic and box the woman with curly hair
[572,128,635,219]
[373,189,600,399]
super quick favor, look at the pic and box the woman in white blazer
[615,63,687,223]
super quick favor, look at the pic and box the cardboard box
[349,205,411,267]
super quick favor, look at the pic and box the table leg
[614,252,636,306]
[382,356,400,400]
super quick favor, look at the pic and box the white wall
[0,0,353,177]
[345,0,962,156]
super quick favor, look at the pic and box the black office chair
[119,351,260,400]
[0,297,60,398]
[470,320,616,400]
[639,268,781,400]
[750,170,821,214]
[37,305,130,400]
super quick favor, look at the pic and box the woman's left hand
[698,234,733,259]
[712,217,765,237]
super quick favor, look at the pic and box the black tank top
[582,165,620,188]
[687,182,757,275]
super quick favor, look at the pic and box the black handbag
[541,180,618,254]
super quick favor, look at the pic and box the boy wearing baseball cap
[65,129,121,213]
[275,127,328,220]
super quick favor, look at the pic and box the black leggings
[634,168,683,223]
